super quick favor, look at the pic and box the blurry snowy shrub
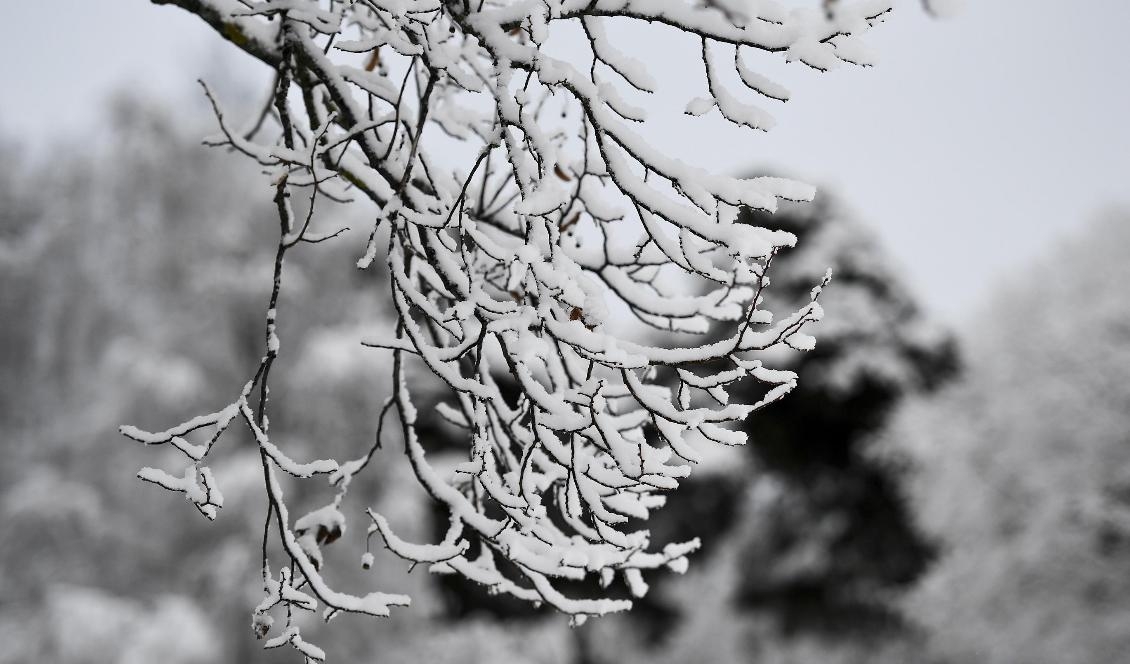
[43,587,221,664]
[125,0,915,658]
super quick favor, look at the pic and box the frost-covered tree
[899,209,1130,664]
[126,0,902,658]
[0,100,269,664]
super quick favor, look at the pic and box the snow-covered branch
[128,0,894,658]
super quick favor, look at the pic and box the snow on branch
[130,0,894,658]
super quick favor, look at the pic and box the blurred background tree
[728,196,958,632]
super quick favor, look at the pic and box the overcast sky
[3,0,1128,322]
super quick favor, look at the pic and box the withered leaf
[364,47,381,72]
[560,212,580,232]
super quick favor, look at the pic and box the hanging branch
[128,0,895,658]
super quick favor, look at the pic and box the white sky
[3,0,1128,321]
